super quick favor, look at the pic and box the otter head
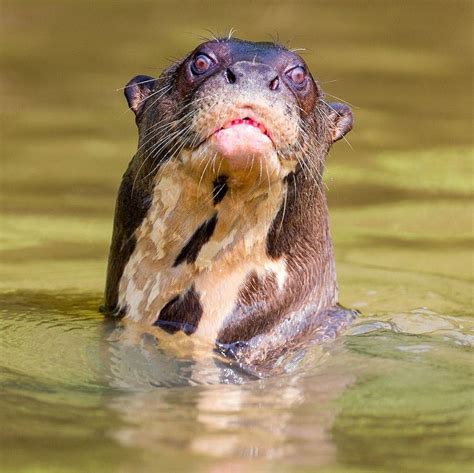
[124,38,353,189]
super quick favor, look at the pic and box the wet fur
[104,38,354,365]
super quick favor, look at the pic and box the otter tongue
[213,124,273,161]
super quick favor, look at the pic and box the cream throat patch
[118,156,290,342]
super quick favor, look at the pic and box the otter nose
[224,61,280,91]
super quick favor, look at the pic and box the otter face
[179,41,315,181]
[124,38,352,187]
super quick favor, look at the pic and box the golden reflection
[105,327,355,467]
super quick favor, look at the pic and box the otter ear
[327,102,353,143]
[124,75,156,118]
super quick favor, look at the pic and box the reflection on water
[1,293,472,472]
[1,0,473,472]
[102,318,354,466]
[108,368,351,467]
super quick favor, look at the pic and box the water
[1,1,473,472]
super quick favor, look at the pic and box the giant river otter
[104,38,354,367]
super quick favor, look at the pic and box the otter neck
[118,158,289,342]
[150,159,288,267]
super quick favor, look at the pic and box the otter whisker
[190,99,227,205]
[137,113,193,153]
[289,47,307,53]
[291,150,309,182]
[264,156,272,195]
[121,84,173,117]
[293,144,319,188]
[320,79,339,85]
[139,98,207,141]
[293,141,322,190]
[197,149,215,193]
[140,84,175,115]
[146,122,195,169]
[203,28,220,42]
[322,94,357,109]
[141,125,190,169]
[277,177,289,235]
[142,112,199,152]
[116,77,160,91]
[243,152,257,182]
[133,123,195,190]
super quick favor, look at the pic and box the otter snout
[189,60,302,181]
[222,61,280,92]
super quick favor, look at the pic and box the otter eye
[191,54,214,75]
[287,66,307,86]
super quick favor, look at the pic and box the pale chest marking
[118,160,289,341]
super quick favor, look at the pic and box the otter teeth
[219,117,270,137]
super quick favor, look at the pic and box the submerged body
[104,38,354,365]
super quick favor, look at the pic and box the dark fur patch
[266,171,297,259]
[212,175,228,204]
[217,306,358,369]
[103,169,153,315]
[217,271,281,344]
[153,285,203,335]
[173,213,218,266]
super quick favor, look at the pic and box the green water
[1,1,473,472]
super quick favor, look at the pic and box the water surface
[1,1,473,472]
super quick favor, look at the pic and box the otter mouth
[210,116,276,163]
[202,115,276,164]
[213,117,273,142]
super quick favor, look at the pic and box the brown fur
[104,38,354,363]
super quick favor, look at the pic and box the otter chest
[117,162,288,342]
